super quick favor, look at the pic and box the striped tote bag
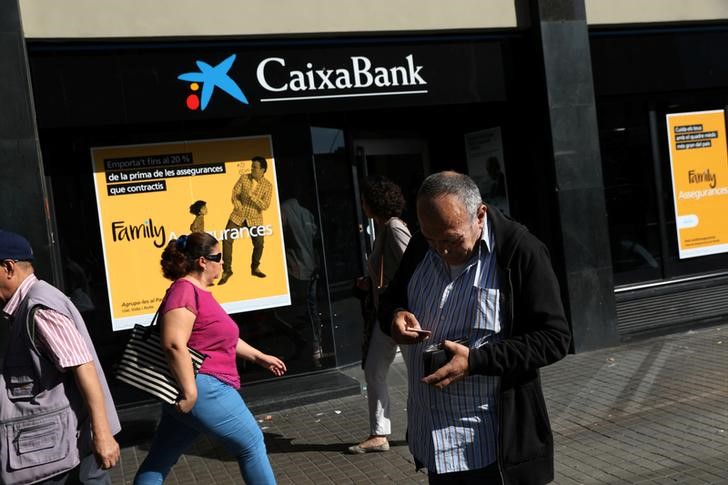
[116,310,207,405]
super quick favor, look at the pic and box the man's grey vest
[0,280,120,484]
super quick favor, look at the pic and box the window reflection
[311,127,362,288]
[599,101,663,284]
[236,133,333,379]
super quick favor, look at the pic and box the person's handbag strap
[141,286,169,339]
[142,281,201,339]
[377,252,384,289]
[376,223,388,290]
[141,308,161,340]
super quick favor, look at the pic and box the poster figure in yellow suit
[219,156,272,284]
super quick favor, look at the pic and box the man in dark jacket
[379,171,570,484]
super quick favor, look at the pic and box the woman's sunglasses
[203,253,222,262]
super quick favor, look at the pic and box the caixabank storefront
[6,1,728,410]
[20,34,546,408]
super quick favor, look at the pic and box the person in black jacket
[379,171,571,484]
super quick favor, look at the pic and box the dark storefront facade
[591,24,728,336]
[21,33,548,407]
[3,0,728,409]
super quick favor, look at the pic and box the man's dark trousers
[427,462,501,484]
[222,218,264,273]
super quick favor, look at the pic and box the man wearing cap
[0,230,121,484]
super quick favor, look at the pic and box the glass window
[236,124,334,379]
[599,98,663,285]
[311,127,364,289]
[599,94,728,287]
[41,121,336,408]
[658,101,728,279]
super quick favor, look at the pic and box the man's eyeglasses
[203,253,222,263]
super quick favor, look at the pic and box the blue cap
[0,230,34,261]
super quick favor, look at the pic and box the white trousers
[364,323,399,436]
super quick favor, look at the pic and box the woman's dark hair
[161,232,218,280]
[360,175,406,219]
[189,200,207,215]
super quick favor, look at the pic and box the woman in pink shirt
[134,232,286,485]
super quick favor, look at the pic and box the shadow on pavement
[264,432,408,454]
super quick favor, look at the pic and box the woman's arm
[388,221,411,259]
[160,307,198,412]
[236,339,287,376]
[379,220,412,289]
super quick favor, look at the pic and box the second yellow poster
[666,110,728,259]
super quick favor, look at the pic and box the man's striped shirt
[405,218,502,474]
[3,274,93,370]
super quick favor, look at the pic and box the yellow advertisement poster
[666,110,728,259]
[91,136,289,331]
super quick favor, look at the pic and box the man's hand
[72,362,120,470]
[421,340,470,389]
[390,310,431,345]
[92,431,120,470]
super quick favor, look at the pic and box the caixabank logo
[177,54,249,111]
[177,52,429,110]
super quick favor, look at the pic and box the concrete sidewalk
[111,324,728,484]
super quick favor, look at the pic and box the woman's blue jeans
[134,374,276,484]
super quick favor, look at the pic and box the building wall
[18,0,728,40]
[585,0,728,26]
[17,0,517,39]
